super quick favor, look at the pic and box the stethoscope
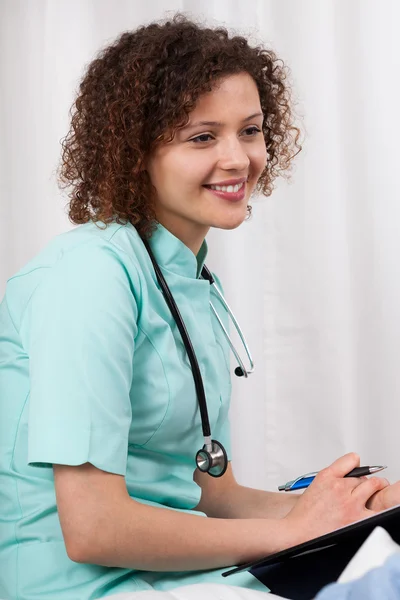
[142,238,254,478]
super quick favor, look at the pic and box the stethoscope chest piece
[196,440,228,477]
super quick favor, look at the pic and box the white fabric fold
[106,583,285,599]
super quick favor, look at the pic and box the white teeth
[209,182,244,193]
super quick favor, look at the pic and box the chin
[214,214,248,231]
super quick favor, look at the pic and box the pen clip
[278,471,318,491]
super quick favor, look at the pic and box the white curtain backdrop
[1,0,400,492]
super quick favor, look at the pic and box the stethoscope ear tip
[234,366,244,377]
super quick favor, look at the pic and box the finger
[345,475,369,488]
[352,477,389,505]
[321,452,361,479]
[363,476,390,489]
[346,476,367,490]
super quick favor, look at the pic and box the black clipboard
[222,504,400,600]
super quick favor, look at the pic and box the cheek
[174,157,211,189]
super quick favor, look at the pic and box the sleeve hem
[28,427,129,476]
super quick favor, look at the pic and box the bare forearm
[77,497,297,571]
[201,484,300,520]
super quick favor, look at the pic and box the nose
[217,137,250,172]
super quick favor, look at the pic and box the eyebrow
[182,112,264,130]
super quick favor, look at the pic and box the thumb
[325,452,360,478]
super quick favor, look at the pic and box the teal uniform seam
[128,324,171,449]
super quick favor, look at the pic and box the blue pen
[278,465,387,492]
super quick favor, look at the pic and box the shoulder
[5,221,147,332]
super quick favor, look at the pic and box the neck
[156,216,209,256]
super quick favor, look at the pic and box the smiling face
[145,72,268,254]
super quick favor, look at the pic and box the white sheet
[105,583,284,599]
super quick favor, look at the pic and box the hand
[283,452,390,546]
[367,480,400,512]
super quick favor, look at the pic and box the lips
[203,182,246,202]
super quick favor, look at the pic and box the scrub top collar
[147,222,208,280]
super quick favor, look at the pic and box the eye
[243,126,261,136]
[189,126,262,144]
[190,133,214,144]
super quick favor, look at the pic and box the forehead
[187,72,262,121]
[152,73,263,154]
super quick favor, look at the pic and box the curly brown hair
[58,12,301,238]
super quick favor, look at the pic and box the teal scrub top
[0,221,268,599]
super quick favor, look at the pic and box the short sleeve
[22,241,139,476]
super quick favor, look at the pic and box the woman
[1,12,399,600]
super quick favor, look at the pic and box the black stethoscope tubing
[142,238,213,438]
